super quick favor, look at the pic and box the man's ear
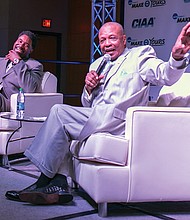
[123,35,127,47]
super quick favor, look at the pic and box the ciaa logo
[132,17,155,28]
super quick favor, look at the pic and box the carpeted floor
[1,160,190,220]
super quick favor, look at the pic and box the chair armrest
[126,105,190,139]
[125,106,190,201]
[10,93,63,116]
[148,101,157,106]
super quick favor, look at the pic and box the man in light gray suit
[0,31,43,111]
[6,22,190,205]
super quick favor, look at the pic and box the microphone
[96,54,111,76]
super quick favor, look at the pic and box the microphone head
[103,54,111,62]
[96,53,111,76]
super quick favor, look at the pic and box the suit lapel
[3,61,14,78]
[0,59,9,82]
[104,48,131,84]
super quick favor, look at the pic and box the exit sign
[42,19,52,28]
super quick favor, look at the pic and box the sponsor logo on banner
[132,17,155,28]
[127,37,165,47]
[172,13,190,23]
[128,0,166,8]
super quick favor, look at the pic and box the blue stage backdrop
[124,0,190,72]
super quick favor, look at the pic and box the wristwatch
[13,58,20,64]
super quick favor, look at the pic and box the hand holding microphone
[85,54,111,94]
[96,53,111,76]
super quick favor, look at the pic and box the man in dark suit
[0,30,43,111]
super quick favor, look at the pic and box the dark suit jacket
[0,57,43,111]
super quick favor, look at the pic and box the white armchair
[70,73,190,217]
[0,71,63,165]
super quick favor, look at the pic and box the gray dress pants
[24,104,92,178]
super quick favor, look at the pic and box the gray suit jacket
[78,46,186,141]
[0,57,43,111]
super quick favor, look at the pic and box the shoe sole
[19,192,73,205]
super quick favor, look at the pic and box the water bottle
[17,88,25,118]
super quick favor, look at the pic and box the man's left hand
[172,22,190,60]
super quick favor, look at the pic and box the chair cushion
[70,133,129,166]
[155,73,190,107]
[159,73,190,97]
[156,93,190,107]
[41,72,57,93]
[0,112,19,130]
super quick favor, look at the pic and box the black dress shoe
[19,183,73,205]
[5,183,38,202]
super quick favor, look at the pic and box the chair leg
[1,155,13,170]
[69,178,79,189]
[2,155,9,166]
[98,202,108,217]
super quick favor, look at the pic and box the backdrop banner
[124,0,190,71]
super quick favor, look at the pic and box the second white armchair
[0,72,63,166]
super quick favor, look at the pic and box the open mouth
[106,48,114,52]
[105,51,115,57]
[105,49,115,54]
[15,46,23,54]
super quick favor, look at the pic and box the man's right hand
[85,70,104,95]
[5,50,21,63]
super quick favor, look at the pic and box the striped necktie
[6,61,12,73]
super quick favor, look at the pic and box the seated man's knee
[50,104,63,115]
